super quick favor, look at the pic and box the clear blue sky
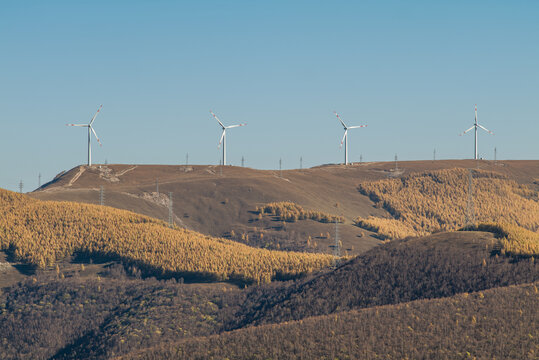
[1,0,538,192]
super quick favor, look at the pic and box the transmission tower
[18,180,23,193]
[279,158,282,178]
[360,154,363,163]
[168,192,173,228]
[241,156,245,167]
[333,219,341,268]
[156,178,159,195]
[300,156,303,170]
[494,147,497,164]
[38,173,42,188]
[466,169,475,226]
[186,153,189,166]
[394,154,398,170]
[433,148,436,161]
[99,186,105,206]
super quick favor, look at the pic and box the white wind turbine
[210,110,246,166]
[334,111,367,165]
[459,104,494,160]
[67,105,103,166]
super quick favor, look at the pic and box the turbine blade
[334,111,347,129]
[66,124,88,127]
[210,110,226,129]
[218,130,225,148]
[459,126,475,136]
[340,130,347,148]
[477,124,494,135]
[347,125,367,129]
[90,126,102,146]
[226,123,246,129]
[89,105,103,126]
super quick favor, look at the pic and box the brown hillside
[123,282,539,360]
[31,160,539,255]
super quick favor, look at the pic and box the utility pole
[18,180,23,193]
[300,156,303,170]
[241,156,245,167]
[99,186,105,206]
[168,192,173,228]
[466,169,475,226]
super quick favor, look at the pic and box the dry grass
[356,168,539,239]
[0,189,335,284]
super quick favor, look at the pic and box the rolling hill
[230,229,538,328]
[123,281,539,360]
[0,159,536,359]
[0,189,335,285]
[30,160,539,255]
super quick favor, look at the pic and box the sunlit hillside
[355,168,539,239]
[0,189,335,284]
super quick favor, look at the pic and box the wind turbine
[334,111,367,165]
[210,110,246,166]
[67,105,103,166]
[459,104,494,160]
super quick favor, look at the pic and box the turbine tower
[459,104,494,160]
[334,111,367,165]
[67,105,103,166]
[210,110,246,166]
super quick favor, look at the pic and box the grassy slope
[124,282,539,360]
[0,189,335,285]
[31,160,539,254]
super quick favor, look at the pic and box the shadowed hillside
[231,230,539,328]
[123,282,539,360]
